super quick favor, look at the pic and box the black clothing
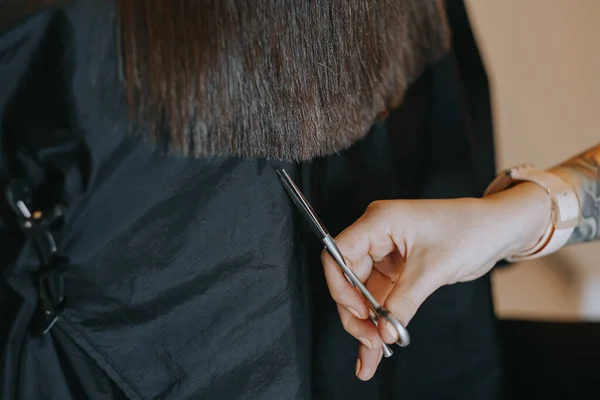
[1,1,501,399]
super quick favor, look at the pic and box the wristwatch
[484,163,581,262]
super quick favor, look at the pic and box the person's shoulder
[0,1,71,33]
[0,0,114,34]
[0,3,66,107]
[0,0,119,120]
[0,0,115,69]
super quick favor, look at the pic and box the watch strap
[484,164,581,261]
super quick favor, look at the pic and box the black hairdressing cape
[0,1,502,399]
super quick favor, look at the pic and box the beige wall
[463,0,600,320]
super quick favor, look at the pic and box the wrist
[548,167,582,200]
[483,182,552,260]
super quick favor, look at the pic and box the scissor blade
[276,169,328,239]
[276,168,409,350]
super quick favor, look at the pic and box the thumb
[378,272,438,344]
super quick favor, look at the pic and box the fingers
[338,304,384,350]
[321,213,395,319]
[356,343,384,381]
[378,268,436,344]
[322,250,371,319]
[374,250,405,283]
[368,255,402,297]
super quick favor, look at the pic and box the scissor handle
[323,235,411,349]
[275,169,411,352]
[376,307,411,347]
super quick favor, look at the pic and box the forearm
[485,144,600,262]
[550,143,600,245]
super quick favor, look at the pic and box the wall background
[463,0,600,320]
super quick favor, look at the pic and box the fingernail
[355,358,361,376]
[358,337,373,350]
[348,307,361,319]
[386,321,399,342]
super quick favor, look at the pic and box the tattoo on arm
[558,145,600,244]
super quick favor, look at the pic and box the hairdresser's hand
[321,183,552,381]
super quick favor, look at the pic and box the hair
[4,1,450,161]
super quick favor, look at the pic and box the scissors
[276,169,410,358]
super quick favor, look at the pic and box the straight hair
[4,1,450,161]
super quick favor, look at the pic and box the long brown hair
[4,1,449,161]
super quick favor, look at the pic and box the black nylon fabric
[1,1,502,399]
[309,47,501,400]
